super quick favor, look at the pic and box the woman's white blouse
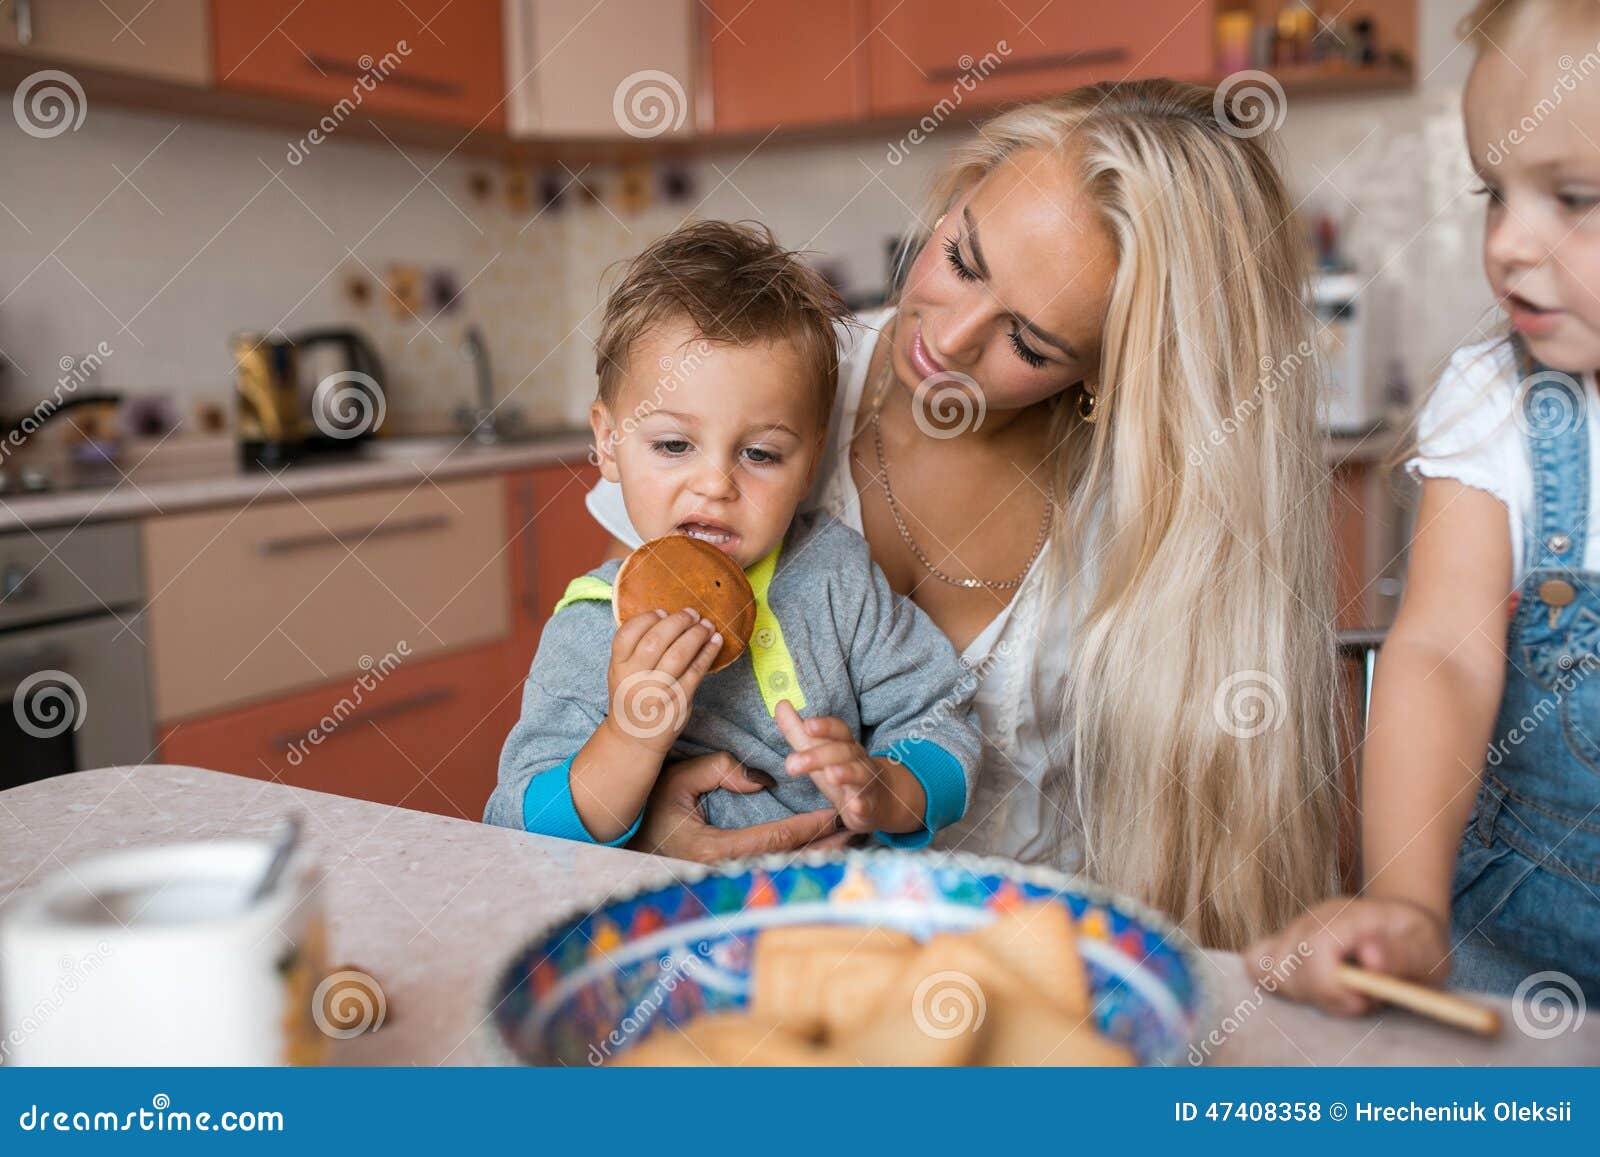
[584,307,1081,868]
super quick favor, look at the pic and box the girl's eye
[1008,328,1047,369]
[943,235,979,282]
[743,446,781,465]
[650,438,691,456]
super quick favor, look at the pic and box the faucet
[456,327,503,445]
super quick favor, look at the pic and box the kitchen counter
[0,430,595,533]
[3,765,1595,1067]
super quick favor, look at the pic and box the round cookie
[613,534,757,673]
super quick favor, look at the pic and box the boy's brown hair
[595,220,847,423]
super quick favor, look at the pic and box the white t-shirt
[585,307,1080,868]
[1405,338,1600,584]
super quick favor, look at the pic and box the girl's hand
[629,751,849,862]
[604,609,722,754]
[775,701,924,834]
[1247,896,1452,1017]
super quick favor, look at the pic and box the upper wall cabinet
[866,0,1214,117]
[702,0,867,135]
[504,0,694,138]
[0,0,211,85]
[212,0,505,129]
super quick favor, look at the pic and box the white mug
[0,839,329,1065]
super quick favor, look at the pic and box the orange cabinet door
[703,0,868,134]
[158,640,520,821]
[211,0,505,129]
[866,0,1214,117]
[504,459,610,688]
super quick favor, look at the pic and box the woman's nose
[938,295,992,363]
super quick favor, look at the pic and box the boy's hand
[775,701,925,834]
[1246,896,1452,1017]
[605,608,722,754]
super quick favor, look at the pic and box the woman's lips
[1506,294,1565,338]
[908,323,947,380]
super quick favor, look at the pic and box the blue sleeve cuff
[869,738,969,849]
[520,755,644,847]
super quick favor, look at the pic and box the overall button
[1540,578,1577,629]
[754,627,776,650]
[769,670,790,691]
[1548,532,1572,555]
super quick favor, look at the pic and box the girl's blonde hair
[904,80,1341,949]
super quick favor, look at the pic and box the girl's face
[895,147,1117,414]
[1465,18,1600,372]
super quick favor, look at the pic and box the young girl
[1253,0,1600,1010]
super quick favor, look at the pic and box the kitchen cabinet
[503,0,695,137]
[866,0,1214,118]
[0,0,210,85]
[503,460,611,686]
[156,638,516,819]
[702,0,867,134]
[142,476,508,722]
[211,0,505,129]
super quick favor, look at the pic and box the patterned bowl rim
[476,847,1217,1067]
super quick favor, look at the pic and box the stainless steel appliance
[0,521,153,790]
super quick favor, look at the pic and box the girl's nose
[1485,198,1548,272]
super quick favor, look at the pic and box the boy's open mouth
[676,519,740,553]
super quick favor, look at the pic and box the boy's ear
[589,400,621,483]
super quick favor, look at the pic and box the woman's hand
[1246,896,1452,1017]
[629,751,850,863]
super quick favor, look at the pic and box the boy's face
[1466,16,1600,372]
[590,319,827,569]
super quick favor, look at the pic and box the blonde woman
[587,80,1340,950]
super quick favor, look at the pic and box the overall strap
[552,575,614,615]
[1521,355,1590,571]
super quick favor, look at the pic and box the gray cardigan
[484,510,982,847]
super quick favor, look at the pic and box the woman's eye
[1008,328,1047,369]
[1471,184,1503,206]
[743,446,781,465]
[651,438,691,456]
[943,235,979,282]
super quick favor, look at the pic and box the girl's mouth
[1506,292,1565,337]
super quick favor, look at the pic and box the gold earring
[1077,387,1099,423]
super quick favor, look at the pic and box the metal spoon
[246,814,303,908]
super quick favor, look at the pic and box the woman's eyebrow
[964,206,1079,359]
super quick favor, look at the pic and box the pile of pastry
[617,902,1135,1066]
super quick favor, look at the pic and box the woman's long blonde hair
[908,81,1341,949]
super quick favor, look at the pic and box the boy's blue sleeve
[484,600,643,846]
[837,540,982,847]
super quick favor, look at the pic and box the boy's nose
[689,459,737,502]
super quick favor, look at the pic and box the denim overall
[1449,361,1600,1000]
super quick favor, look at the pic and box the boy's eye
[743,446,781,465]
[943,235,979,282]
[650,438,691,456]
[1008,328,1047,369]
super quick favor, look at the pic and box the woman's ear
[801,424,829,492]
[589,400,622,483]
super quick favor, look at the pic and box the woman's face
[895,147,1118,413]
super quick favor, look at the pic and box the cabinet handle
[927,46,1127,83]
[257,512,451,556]
[270,685,455,751]
[304,54,463,97]
[13,0,32,47]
